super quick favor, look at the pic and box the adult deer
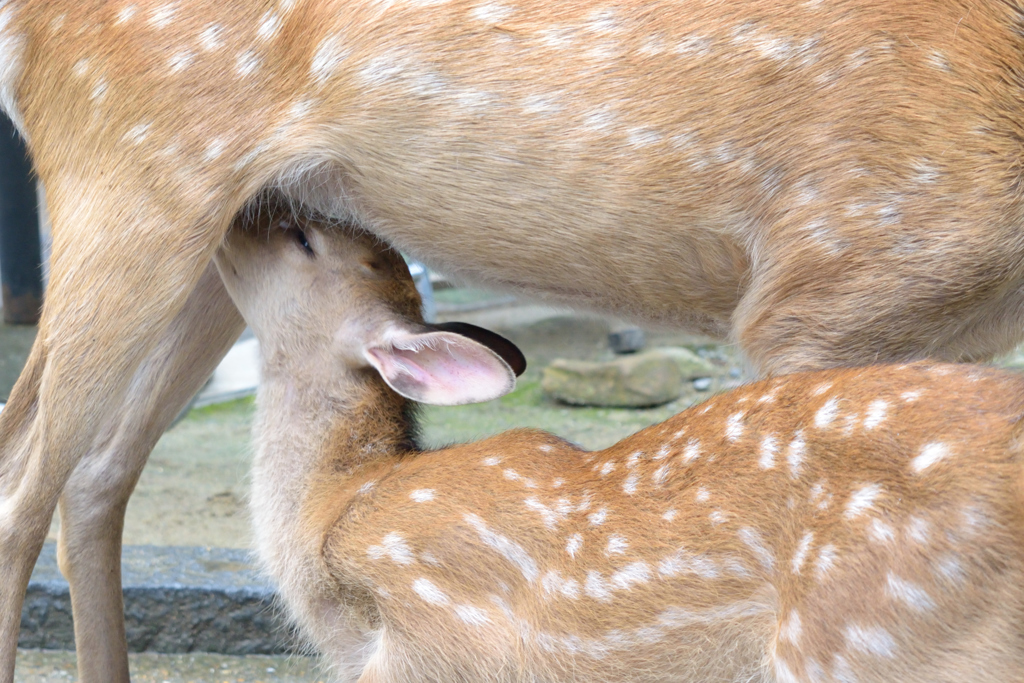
[0,0,1022,680]
[223,201,1024,682]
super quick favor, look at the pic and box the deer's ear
[428,322,526,377]
[364,329,520,405]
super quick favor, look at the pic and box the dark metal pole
[0,113,42,325]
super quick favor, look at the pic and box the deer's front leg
[0,181,232,683]
[54,261,244,683]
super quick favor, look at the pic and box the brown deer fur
[221,207,1024,682]
[1,0,1024,679]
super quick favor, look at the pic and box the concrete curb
[19,544,297,655]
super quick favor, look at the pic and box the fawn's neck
[250,360,416,578]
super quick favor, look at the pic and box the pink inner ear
[365,332,516,405]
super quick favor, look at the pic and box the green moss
[186,396,256,420]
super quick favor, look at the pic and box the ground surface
[14,650,324,683]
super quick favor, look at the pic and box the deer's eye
[292,229,315,257]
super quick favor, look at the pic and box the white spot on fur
[116,5,138,23]
[786,432,805,478]
[464,513,538,582]
[844,624,896,657]
[585,571,612,601]
[708,510,729,525]
[695,487,710,502]
[236,51,260,77]
[257,11,282,40]
[812,382,832,395]
[627,127,663,147]
[864,400,888,429]
[312,36,349,84]
[454,604,490,625]
[791,531,813,573]
[775,658,800,683]
[934,554,967,585]
[149,4,176,29]
[927,50,951,71]
[199,24,224,51]
[123,123,151,145]
[662,509,678,521]
[844,484,882,520]
[810,480,831,509]
[413,578,449,605]
[814,544,837,580]
[90,77,108,102]
[521,94,561,116]
[482,456,500,466]
[886,573,934,612]
[815,398,839,428]
[410,489,435,502]
[358,481,376,494]
[725,412,745,441]
[471,3,512,23]
[779,609,802,644]
[738,527,774,570]
[524,497,568,529]
[589,507,608,526]
[832,654,857,683]
[72,58,90,78]
[652,465,670,485]
[541,570,581,600]
[610,561,650,590]
[901,390,921,402]
[606,535,628,555]
[907,516,930,544]
[758,435,777,469]
[659,549,711,579]
[566,533,583,558]
[868,518,895,544]
[912,442,949,473]
[582,107,616,133]
[599,461,615,476]
[682,439,701,462]
[805,658,826,683]
[168,50,194,74]
[676,33,713,56]
[367,532,415,565]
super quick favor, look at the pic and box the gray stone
[542,350,683,407]
[692,377,712,391]
[608,327,646,354]
[20,544,297,655]
[654,346,716,379]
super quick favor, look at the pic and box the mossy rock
[541,350,683,408]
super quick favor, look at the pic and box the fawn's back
[314,363,1024,682]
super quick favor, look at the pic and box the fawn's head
[216,200,525,405]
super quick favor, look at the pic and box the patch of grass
[186,395,256,420]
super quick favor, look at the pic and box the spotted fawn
[218,204,1024,682]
